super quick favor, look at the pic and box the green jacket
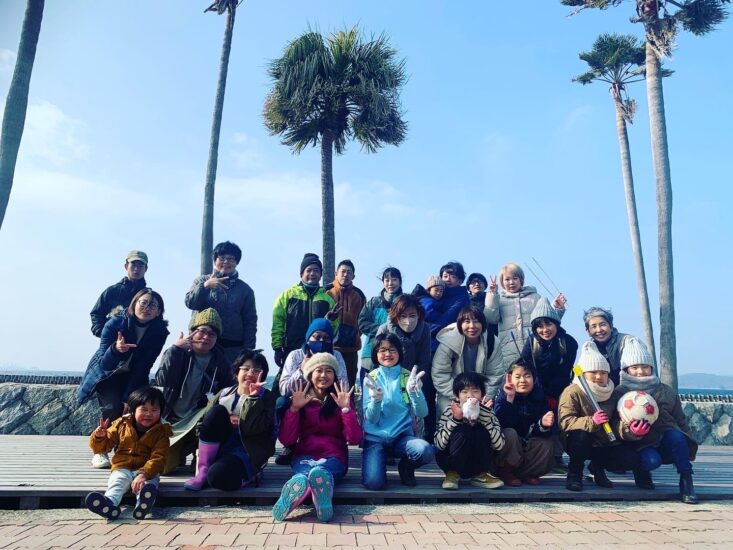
[271,282,338,352]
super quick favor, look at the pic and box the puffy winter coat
[185,272,257,350]
[484,286,563,369]
[358,289,402,361]
[90,277,147,337]
[78,312,169,404]
[493,382,553,440]
[432,323,503,411]
[376,320,431,375]
[520,328,578,401]
[325,280,366,352]
[558,383,623,447]
[271,283,337,353]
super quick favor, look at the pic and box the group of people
[76,245,699,523]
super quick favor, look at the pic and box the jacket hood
[436,323,489,355]
[501,285,537,298]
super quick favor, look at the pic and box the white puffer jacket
[431,323,504,411]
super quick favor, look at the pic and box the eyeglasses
[377,347,398,355]
[512,373,534,380]
[193,328,217,338]
[137,300,159,310]
[217,255,237,264]
[240,367,263,375]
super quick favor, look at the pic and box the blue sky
[0,2,730,377]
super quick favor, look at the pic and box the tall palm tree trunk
[320,131,335,279]
[200,6,235,274]
[645,40,677,390]
[614,100,657,365]
[0,0,44,231]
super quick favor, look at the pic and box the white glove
[462,397,480,422]
[406,366,426,394]
[364,376,384,403]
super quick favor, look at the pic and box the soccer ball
[617,390,659,425]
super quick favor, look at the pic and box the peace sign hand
[503,373,516,403]
[290,380,315,412]
[325,305,343,321]
[247,372,267,397]
[406,366,426,394]
[174,331,192,351]
[115,332,137,354]
[333,380,354,409]
[94,417,111,439]
[204,272,230,290]
[489,275,498,294]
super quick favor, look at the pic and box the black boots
[589,462,613,488]
[679,472,698,504]
[633,469,655,490]
[566,471,583,492]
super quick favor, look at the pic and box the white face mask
[398,317,418,333]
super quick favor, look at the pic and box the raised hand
[552,292,567,311]
[363,375,384,403]
[333,380,354,409]
[174,331,192,351]
[290,380,315,412]
[247,372,267,397]
[450,400,463,421]
[592,410,609,426]
[325,305,343,321]
[406,366,426,394]
[204,271,230,290]
[274,348,286,368]
[481,395,494,410]
[115,332,137,354]
[488,275,498,294]
[541,410,555,428]
[629,419,651,436]
[503,373,516,403]
[94,417,111,439]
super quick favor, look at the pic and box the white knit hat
[620,338,654,370]
[577,341,610,373]
[530,297,561,325]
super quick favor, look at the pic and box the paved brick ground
[1,501,733,549]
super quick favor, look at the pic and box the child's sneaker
[470,472,504,489]
[133,482,158,520]
[272,474,310,521]
[442,471,460,490]
[91,453,111,469]
[85,492,120,520]
[308,466,334,522]
[397,459,416,487]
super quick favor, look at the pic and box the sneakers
[442,471,460,490]
[272,474,310,521]
[91,453,111,469]
[308,466,334,522]
[397,459,416,487]
[133,482,158,520]
[470,472,504,489]
[85,492,120,520]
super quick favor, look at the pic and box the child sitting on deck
[616,339,699,504]
[85,386,172,520]
[435,372,504,490]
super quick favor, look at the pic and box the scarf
[619,370,660,392]
[574,376,615,403]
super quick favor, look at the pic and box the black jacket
[520,328,578,401]
[90,277,147,337]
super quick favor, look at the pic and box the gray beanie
[425,275,445,290]
[577,341,610,373]
[620,338,654,370]
[530,297,561,325]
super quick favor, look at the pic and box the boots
[633,469,655,490]
[499,464,522,487]
[184,441,220,491]
[589,462,613,488]
[679,472,698,504]
[566,471,583,492]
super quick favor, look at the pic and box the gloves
[462,398,480,422]
[274,348,286,368]
[406,366,426,394]
[363,376,384,403]
[592,410,609,426]
[629,419,651,436]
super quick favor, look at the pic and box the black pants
[199,405,249,491]
[436,423,493,478]
[421,373,437,444]
[95,373,130,421]
[566,430,639,475]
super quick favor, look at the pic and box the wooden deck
[1,436,732,509]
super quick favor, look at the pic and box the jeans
[639,429,693,474]
[292,455,346,485]
[105,469,159,506]
[361,435,435,490]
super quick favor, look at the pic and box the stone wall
[1,381,732,443]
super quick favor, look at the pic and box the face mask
[398,317,418,333]
[307,340,333,354]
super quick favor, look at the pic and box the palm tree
[263,27,408,278]
[200,0,242,275]
[562,0,730,391]
[0,0,44,231]
[574,33,669,366]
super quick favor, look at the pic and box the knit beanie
[467,272,488,287]
[425,275,445,290]
[576,341,610,373]
[189,308,223,336]
[530,297,561,326]
[305,317,333,341]
[302,352,339,381]
[620,338,655,370]
[300,253,323,275]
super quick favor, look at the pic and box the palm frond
[675,0,729,34]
